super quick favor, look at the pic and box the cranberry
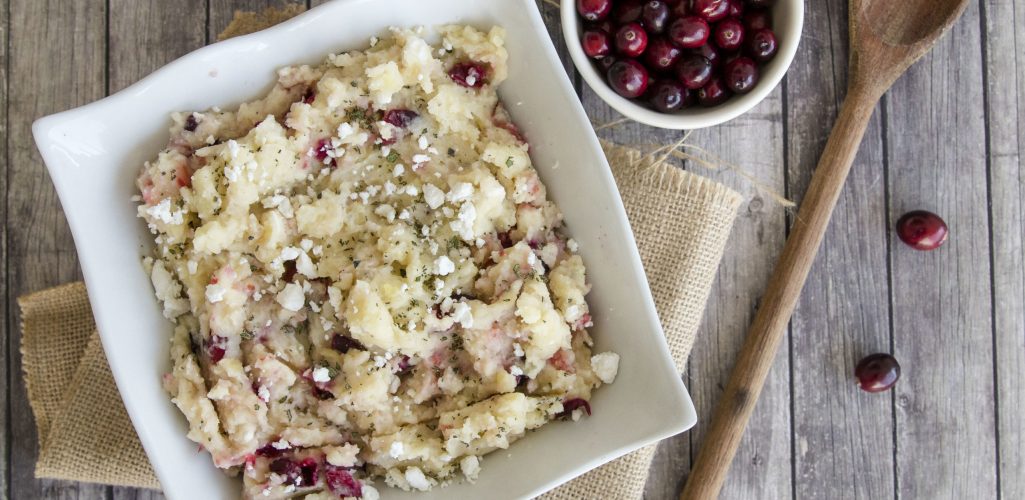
[689,43,722,68]
[724,56,759,93]
[743,8,772,30]
[298,458,320,487]
[895,210,948,250]
[727,0,744,17]
[314,138,334,167]
[596,54,619,72]
[607,59,650,98]
[448,62,488,88]
[697,76,731,106]
[207,336,226,363]
[382,109,418,128]
[612,0,644,24]
[855,353,900,393]
[640,0,671,34]
[184,114,199,132]
[668,16,711,48]
[715,17,745,51]
[301,88,316,105]
[670,0,690,17]
[615,23,648,58]
[269,459,302,486]
[577,0,612,21]
[693,0,730,22]
[324,465,362,497]
[746,28,778,62]
[557,398,593,419]
[282,259,298,283]
[643,37,682,72]
[255,442,286,457]
[582,29,612,59]
[675,54,714,89]
[331,333,366,353]
[746,0,776,7]
[648,80,692,112]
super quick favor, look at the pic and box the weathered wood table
[2,0,1022,499]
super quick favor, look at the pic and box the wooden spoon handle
[680,89,879,500]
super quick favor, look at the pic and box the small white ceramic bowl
[562,0,804,129]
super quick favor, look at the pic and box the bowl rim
[561,0,804,130]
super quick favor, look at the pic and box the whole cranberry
[855,353,900,393]
[644,37,682,72]
[715,17,746,51]
[615,23,649,57]
[747,0,776,7]
[577,0,612,21]
[582,29,613,59]
[612,0,644,24]
[596,55,619,72]
[641,0,671,34]
[648,80,692,112]
[668,16,711,48]
[689,43,722,68]
[728,0,744,17]
[382,109,418,128]
[675,54,714,89]
[693,0,730,22]
[895,210,948,250]
[723,56,759,93]
[696,76,731,106]
[607,59,650,98]
[746,28,778,61]
[670,0,690,17]
[743,8,772,30]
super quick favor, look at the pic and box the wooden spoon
[679,0,971,498]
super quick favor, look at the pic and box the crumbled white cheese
[145,198,185,225]
[433,256,455,276]
[590,352,620,384]
[389,441,405,459]
[446,182,474,203]
[567,238,579,252]
[404,467,431,491]
[450,202,477,240]
[271,438,290,450]
[393,164,405,177]
[423,183,445,209]
[451,301,473,328]
[509,365,523,377]
[275,283,305,311]
[205,283,227,303]
[312,366,332,383]
[460,456,481,482]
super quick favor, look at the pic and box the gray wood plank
[209,0,301,39]
[105,0,207,497]
[982,0,1025,498]
[886,2,997,498]
[786,0,895,498]
[0,0,9,495]
[6,0,109,498]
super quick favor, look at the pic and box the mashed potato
[137,25,617,499]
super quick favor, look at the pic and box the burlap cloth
[19,7,744,498]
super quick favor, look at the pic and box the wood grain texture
[0,0,9,494]
[6,0,107,498]
[981,0,1025,498]
[209,0,300,39]
[786,0,895,497]
[886,2,997,498]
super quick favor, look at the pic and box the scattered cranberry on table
[578,0,781,111]
[896,210,948,251]
[855,353,901,393]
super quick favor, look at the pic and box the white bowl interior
[32,0,696,499]
[562,0,805,129]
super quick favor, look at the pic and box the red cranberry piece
[714,17,746,51]
[615,23,648,57]
[668,16,711,48]
[612,0,644,24]
[855,353,901,393]
[640,0,671,34]
[743,8,772,30]
[724,56,759,93]
[312,386,334,400]
[299,458,320,487]
[557,398,593,419]
[607,59,650,98]
[643,37,682,72]
[689,43,722,68]
[331,333,366,353]
[382,109,419,128]
[302,87,316,105]
[582,28,612,59]
[693,0,729,22]
[746,0,776,7]
[727,0,744,17]
[696,76,731,106]
[208,346,225,363]
[324,465,362,497]
[184,114,199,132]
[577,0,612,21]
[648,80,692,112]
[314,138,335,167]
[448,62,488,88]
[895,210,948,250]
[675,54,714,89]
[746,28,778,62]
[269,459,302,486]
[255,442,286,457]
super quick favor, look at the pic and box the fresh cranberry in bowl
[582,28,613,59]
[744,8,772,30]
[668,16,711,48]
[612,0,644,24]
[615,23,649,57]
[727,0,744,17]
[746,28,778,62]
[648,80,692,112]
[577,0,612,21]
[644,37,682,72]
[689,43,722,68]
[640,0,671,34]
[692,0,730,22]
[696,76,731,106]
[723,56,759,93]
[714,17,746,51]
[895,210,948,250]
[607,59,650,98]
[676,54,714,89]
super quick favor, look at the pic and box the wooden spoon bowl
[679,0,971,499]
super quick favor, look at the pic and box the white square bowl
[32,0,696,498]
